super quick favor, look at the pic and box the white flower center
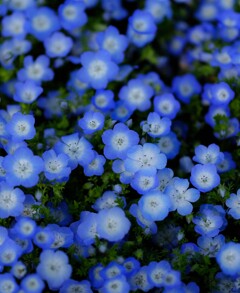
[88,60,107,79]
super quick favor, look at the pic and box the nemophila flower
[44,31,73,58]
[89,263,105,289]
[0,238,22,266]
[190,164,220,193]
[0,227,8,246]
[3,147,43,188]
[119,78,154,112]
[163,269,181,288]
[130,169,158,194]
[78,110,105,135]
[196,2,218,22]
[129,203,157,234]
[27,7,60,40]
[100,275,130,293]
[76,212,98,245]
[13,80,43,104]
[141,112,171,138]
[197,234,225,258]
[42,149,71,182]
[92,90,115,112]
[78,50,119,90]
[0,157,6,182]
[0,40,16,69]
[216,242,240,276]
[156,132,181,159]
[124,143,167,174]
[129,9,157,35]
[6,112,36,141]
[168,35,186,56]
[2,12,29,38]
[48,224,73,249]
[97,207,131,242]
[193,205,225,237]
[20,274,45,293]
[58,0,87,31]
[0,273,19,293]
[226,189,240,220]
[0,182,25,218]
[211,47,233,68]
[179,156,194,173]
[67,70,89,95]
[11,216,36,240]
[102,123,139,160]
[8,0,36,11]
[138,190,172,222]
[123,257,140,277]
[101,0,127,20]
[210,82,235,106]
[17,55,54,84]
[193,143,224,165]
[147,260,171,288]
[204,105,230,128]
[60,279,92,293]
[138,71,165,94]
[83,151,106,177]
[37,250,72,290]
[111,101,133,123]
[54,133,94,169]
[92,190,126,211]
[129,266,153,292]
[33,227,54,249]
[96,26,128,64]
[155,168,174,192]
[165,178,200,216]
[145,0,172,23]
[153,93,180,120]
[172,73,201,104]
[100,261,125,279]
[11,261,27,279]
[214,117,240,140]
[217,152,236,173]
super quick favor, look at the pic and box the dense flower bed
[1,0,240,292]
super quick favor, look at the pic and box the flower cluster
[1,0,240,292]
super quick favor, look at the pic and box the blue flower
[2,12,29,38]
[141,112,171,138]
[129,266,153,292]
[129,9,157,35]
[96,25,128,63]
[197,234,225,257]
[58,0,87,31]
[147,260,171,288]
[190,163,220,193]
[100,275,130,293]
[0,273,19,293]
[138,190,172,221]
[20,274,45,293]
[226,189,240,220]
[119,78,154,112]
[97,207,131,242]
[83,150,106,177]
[156,132,181,160]
[102,123,139,160]
[217,152,236,173]
[6,112,36,141]
[110,101,133,123]
[60,279,92,293]
[0,182,25,218]
[27,7,60,40]
[37,250,72,290]
[0,238,22,266]
[78,110,105,135]
[42,149,71,182]
[172,73,201,104]
[165,178,200,216]
[130,169,158,194]
[216,242,240,276]
[154,93,180,120]
[13,80,43,104]
[3,147,43,188]
[54,133,94,169]
[210,82,235,105]
[193,143,224,165]
[145,0,172,23]
[124,143,167,174]
[91,90,115,113]
[44,31,73,58]
[11,216,37,240]
[78,50,119,90]
[76,211,98,245]
[17,55,54,84]
[33,227,54,249]
[123,257,140,277]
